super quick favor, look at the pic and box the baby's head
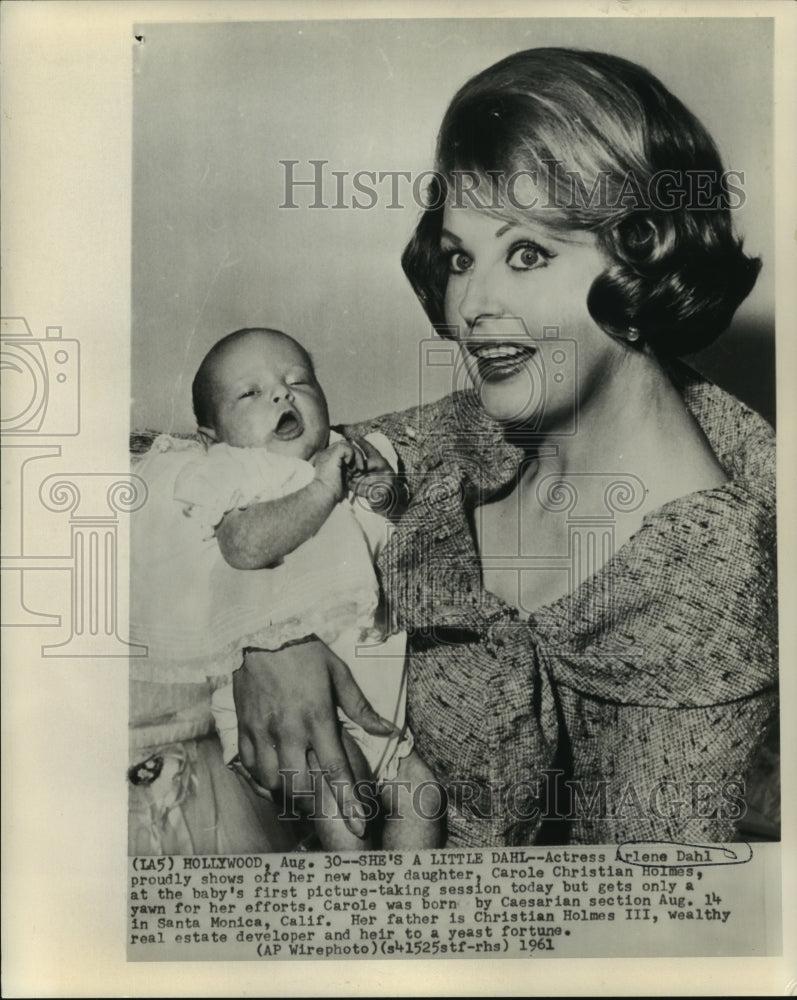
[192,328,330,460]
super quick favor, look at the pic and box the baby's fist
[312,440,355,501]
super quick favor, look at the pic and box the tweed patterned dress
[344,367,777,847]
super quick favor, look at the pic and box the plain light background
[131,17,775,434]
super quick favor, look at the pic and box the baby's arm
[216,439,363,569]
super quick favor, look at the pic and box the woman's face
[441,203,627,431]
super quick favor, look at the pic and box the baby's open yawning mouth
[273,408,303,440]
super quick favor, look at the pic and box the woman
[233,48,777,847]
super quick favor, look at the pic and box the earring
[627,327,640,343]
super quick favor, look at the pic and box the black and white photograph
[2,1,795,995]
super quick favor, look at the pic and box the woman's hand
[233,638,398,837]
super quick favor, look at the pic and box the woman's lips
[273,409,303,440]
[468,342,537,381]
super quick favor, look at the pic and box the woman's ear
[197,426,218,447]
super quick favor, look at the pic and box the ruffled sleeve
[172,443,313,539]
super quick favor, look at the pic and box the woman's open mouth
[468,342,537,381]
[273,409,304,440]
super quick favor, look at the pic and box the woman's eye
[507,243,549,271]
[446,250,473,274]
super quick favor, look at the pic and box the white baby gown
[129,431,410,855]
[130,433,387,680]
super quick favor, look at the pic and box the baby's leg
[381,750,445,850]
[310,729,378,852]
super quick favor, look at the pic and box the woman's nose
[455,269,503,333]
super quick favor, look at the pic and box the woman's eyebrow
[442,223,518,243]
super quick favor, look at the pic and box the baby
[130,327,441,852]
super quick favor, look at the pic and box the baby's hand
[312,439,365,502]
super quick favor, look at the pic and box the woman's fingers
[236,730,280,799]
[231,639,393,832]
[355,436,391,473]
[242,721,366,838]
[326,647,400,738]
[229,759,275,801]
[307,731,366,838]
[233,665,303,798]
[239,728,325,820]
[348,438,369,473]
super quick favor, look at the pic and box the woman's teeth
[470,342,537,381]
[472,344,534,360]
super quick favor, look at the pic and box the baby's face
[205,331,330,459]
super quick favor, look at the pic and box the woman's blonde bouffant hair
[402,48,760,357]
